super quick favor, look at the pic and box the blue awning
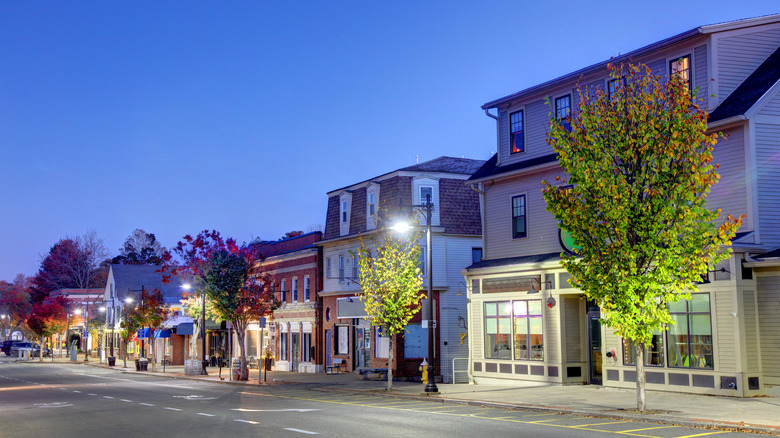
[175,322,194,336]
[155,329,171,339]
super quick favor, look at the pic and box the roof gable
[709,46,780,122]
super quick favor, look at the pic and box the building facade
[319,156,483,382]
[253,232,323,373]
[464,14,780,397]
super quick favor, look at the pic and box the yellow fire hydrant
[419,358,428,384]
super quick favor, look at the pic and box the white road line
[233,419,259,425]
[197,413,215,417]
[165,407,182,411]
[285,428,318,435]
[88,393,97,396]
[73,390,81,393]
[103,396,114,399]
[139,403,155,406]
[120,399,133,403]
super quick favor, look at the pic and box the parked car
[1,340,24,356]
[9,342,48,357]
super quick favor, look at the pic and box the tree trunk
[149,329,156,372]
[386,337,394,391]
[236,326,248,380]
[635,343,646,412]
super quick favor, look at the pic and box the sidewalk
[25,356,780,435]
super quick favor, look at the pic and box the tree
[26,296,67,362]
[118,312,140,368]
[166,231,276,380]
[126,287,168,371]
[0,276,32,328]
[541,62,743,412]
[112,229,167,265]
[356,222,425,391]
[180,294,219,360]
[32,231,109,301]
[280,231,304,240]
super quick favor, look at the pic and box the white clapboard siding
[708,127,748,221]
[716,27,780,104]
[563,297,583,363]
[471,299,484,360]
[756,123,780,248]
[483,167,566,260]
[742,290,759,373]
[694,45,709,111]
[714,290,737,372]
[758,90,780,117]
[758,274,780,378]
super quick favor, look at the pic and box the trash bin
[210,356,217,367]
[138,359,148,371]
[264,357,272,371]
[135,359,140,371]
[108,356,116,367]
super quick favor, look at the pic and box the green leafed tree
[356,221,425,391]
[542,62,743,411]
[126,288,168,371]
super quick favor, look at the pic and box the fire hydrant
[419,359,428,384]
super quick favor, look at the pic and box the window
[670,55,691,93]
[510,110,524,153]
[304,276,310,302]
[326,257,331,279]
[339,255,345,282]
[472,247,483,264]
[420,186,433,205]
[375,327,390,358]
[419,247,426,276]
[336,325,349,355]
[513,300,543,361]
[352,254,358,280]
[342,201,348,223]
[368,193,376,216]
[484,301,512,359]
[292,278,298,302]
[668,293,713,369]
[280,332,288,361]
[511,195,526,238]
[607,78,626,101]
[555,94,571,130]
[302,333,311,362]
[623,332,665,367]
[280,279,286,302]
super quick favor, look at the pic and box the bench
[326,358,346,374]
[359,368,388,380]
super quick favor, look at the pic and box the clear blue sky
[1,1,777,281]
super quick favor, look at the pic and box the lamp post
[122,296,134,367]
[392,193,438,393]
[0,314,7,342]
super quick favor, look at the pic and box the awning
[175,322,194,336]
[154,329,171,339]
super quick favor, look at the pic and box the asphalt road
[0,361,757,437]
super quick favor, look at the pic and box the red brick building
[252,232,323,372]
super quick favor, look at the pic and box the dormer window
[369,193,375,216]
[420,186,433,205]
[342,201,348,223]
[510,110,524,154]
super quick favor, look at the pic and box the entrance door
[325,330,332,369]
[587,304,602,385]
[291,333,300,372]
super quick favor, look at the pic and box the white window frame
[326,257,331,279]
[339,255,345,282]
[292,277,298,302]
[304,276,310,302]
[280,279,287,303]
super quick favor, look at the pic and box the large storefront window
[623,331,664,367]
[484,302,512,359]
[668,293,713,369]
[513,300,543,360]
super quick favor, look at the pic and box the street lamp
[0,314,8,342]
[122,296,134,367]
[183,284,208,376]
[391,193,438,393]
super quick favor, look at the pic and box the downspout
[469,182,487,256]
[484,108,500,166]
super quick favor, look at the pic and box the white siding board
[742,290,759,373]
[755,123,780,248]
[714,290,737,372]
[716,28,780,104]
[758,275,780,377]
[758,89,780,117]
[545,299,559,363]
[694,45,709,110]
[564,297,582,362]
[708,127,749,221]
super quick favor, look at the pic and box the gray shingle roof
[468,153,558,182]
[465,252,562,271]
[708,46,780,123]
[399,156,486,175]
[110,264,188,305]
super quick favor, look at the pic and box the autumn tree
[118,313,140,368]
[166,231,276,380]
[125,287,168,371]
[32,231,109,301]
[356,222,425,391]
[542,62,743,411]
[26,296,67,362]
[112,229,167,265]
[180,294,219,360]
[281,230,304,240]
[0,275,32,328]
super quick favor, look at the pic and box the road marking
[231,408,320,413]
[233,419,259,424]
[197,413,215,417]
[139,403,155,406]
[103,396,114,399]
[172,395,217,400]
[120,399,133,403]
[284,428,318,435]
[573,421,627,427]
[165,407,182,411]
[674,432,730,438]
[73,390,81,393]
[59,387,67,390]
[88,393,97,396]
[35,402,73,408]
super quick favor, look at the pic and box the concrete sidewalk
[22,357,780,435]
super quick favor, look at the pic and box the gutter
[707,115,747,130]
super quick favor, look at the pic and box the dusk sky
[1,2,777,282]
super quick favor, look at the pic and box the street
[0,361,758,437]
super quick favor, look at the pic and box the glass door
[587,306,602,385]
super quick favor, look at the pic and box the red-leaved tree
[27,296,67,362]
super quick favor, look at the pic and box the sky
[1,1,778,282]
